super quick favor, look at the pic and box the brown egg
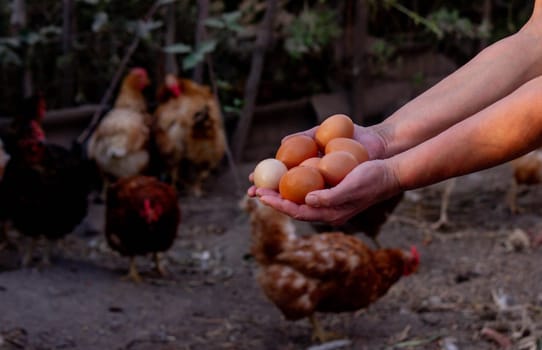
[315,114,354,149]
[299,157,321,169]
[318,151,358,186]
[325,137,369,164]
[279,166,325,204]
[275,135,319,169]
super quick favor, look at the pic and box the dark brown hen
[105,175,180,282]
[0,97,95,265]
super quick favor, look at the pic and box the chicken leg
[309,315,342,343]
[192,169,210,197]
[170,168,179,190]
[21,238,37,267]
[431,178,456,229]
[154,252,167,277]
[123,257,142,283]
[506,179,522,214]
[41,239,53,266]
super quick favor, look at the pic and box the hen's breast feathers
[258,233,374,320]
[154,100,187,158]
[87,109,150,174]
[113,88,147,113]
[274,233,370,279]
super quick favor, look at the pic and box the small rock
[502,229,530,252]
[441,337,459,350]
[421,313,441,325]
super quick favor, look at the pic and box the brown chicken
[153,75,226,196]
[507,149,542,213]
[242,197,419,342]
[311,193,404,248]
[87,68,151,184]
[105,175,180,282]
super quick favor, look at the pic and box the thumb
[305,187,346,208]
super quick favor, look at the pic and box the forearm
[371,25,542,158]
[389,76,542,190]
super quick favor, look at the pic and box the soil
[2,159,542,350]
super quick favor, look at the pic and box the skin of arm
[391,75,542,190]
[248,1,542,224]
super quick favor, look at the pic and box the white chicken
[87,68,151,182]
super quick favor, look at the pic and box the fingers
[247,185,257,197]
[259,194,355,224]
[259,195,331,221]
[281,126,318,144]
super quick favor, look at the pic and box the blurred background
[0,0,533,159]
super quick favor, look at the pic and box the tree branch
[61,0,76,106]
[232,0,279,161]
[77,0,170,145]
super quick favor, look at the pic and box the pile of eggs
[253,114,369,204]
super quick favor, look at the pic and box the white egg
[253,158,288,190]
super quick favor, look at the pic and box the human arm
[277,14,542,161]
[249,1,542,223]
[257,75,542,224]
[370,16,542,158]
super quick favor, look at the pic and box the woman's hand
[246,122,395,224]
[248,159,402,225]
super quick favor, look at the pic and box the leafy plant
[283,5,341,59]
[428,8,488,40]
[205,10,244,33]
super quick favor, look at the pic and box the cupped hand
[246,121,394,222]
[250,159,402,225]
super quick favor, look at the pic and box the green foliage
[0,42,22,66]
[428,8,487,40]
[0,0,535,114]
[283,5,341,59]
[369,38,396,72]
[205,11,244,33]
[182,39,217,70]
[383,0,444,39]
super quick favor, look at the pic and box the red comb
[165,75,181,97]
[410,245,420,264]
[143,198,152,211]
[131,67,147,76]
[30,121,45,141]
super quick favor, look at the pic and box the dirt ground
[2,159,542,350]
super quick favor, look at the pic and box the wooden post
[350,0,368,125]
[164,2,179,76]
[62,0,76,105]
[232,0,279,162]
[192,0,209,83]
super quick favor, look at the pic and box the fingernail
[305,194,320,207]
